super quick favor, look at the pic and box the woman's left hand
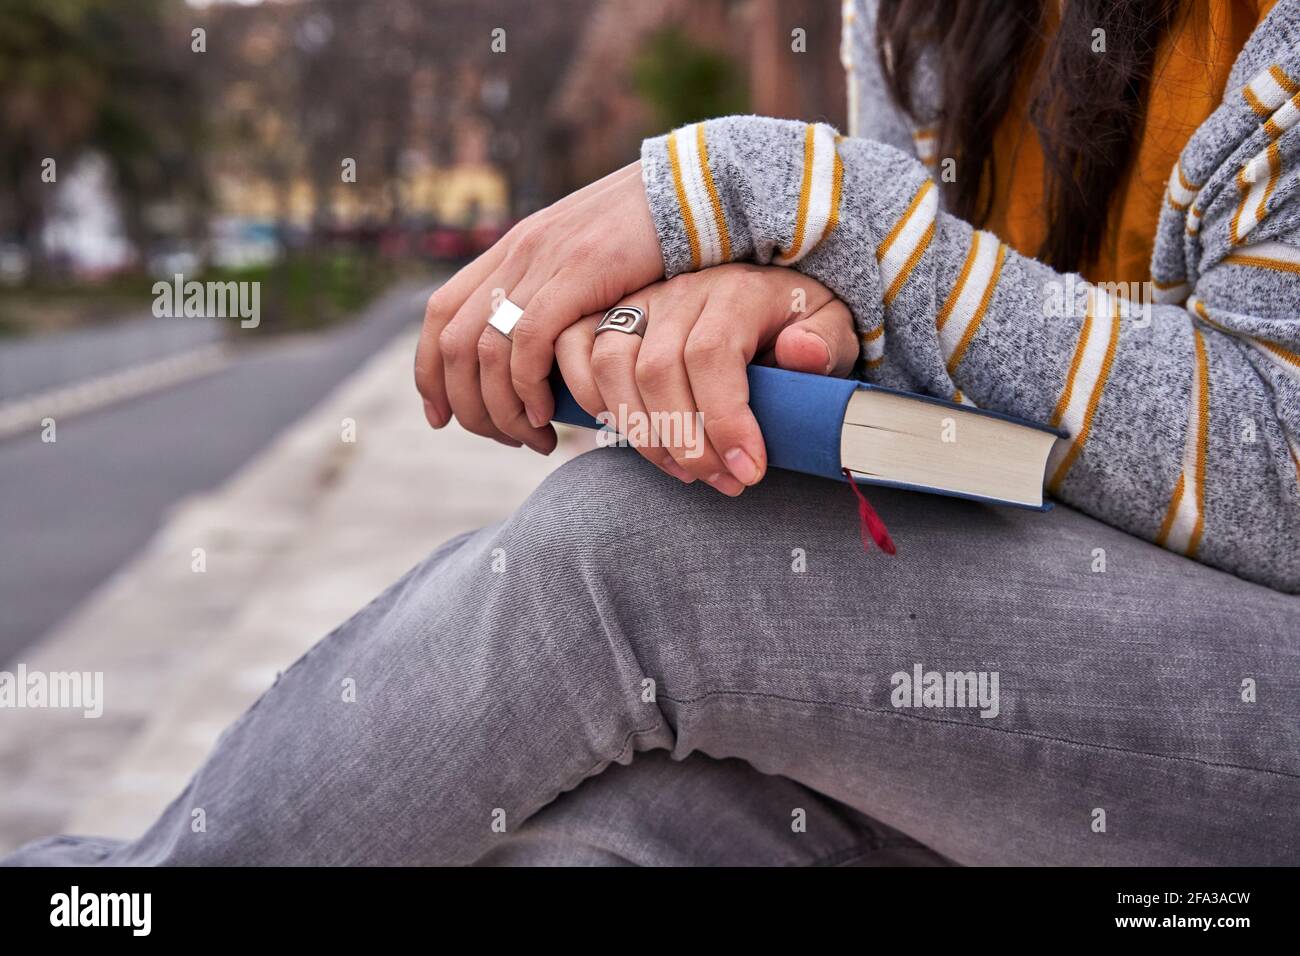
[555,263,857,495]
[414,162,663,453]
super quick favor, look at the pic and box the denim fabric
[6,448,1298,865]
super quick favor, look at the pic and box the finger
[478,324,556,454]
[470,261,561,440]
[555,316,603,418]
[510,268,598,429]
[773,298,858,377]
[589,307,697,486]
[684,297,767,488]
[441,276,522,444]
[415,244,510,427]
[631,292,738,493]
[510,176,662,428]
[417,164,643,432]
[413,168,632,429]
[473,266,560,451]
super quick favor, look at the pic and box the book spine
[550,365,856,484]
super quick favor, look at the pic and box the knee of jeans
[513,448,691,560]
[486,448,692,681]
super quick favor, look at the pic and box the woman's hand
[556,263,857,495]
[414,162,663,454]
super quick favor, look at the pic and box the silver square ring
[487,298,525,340]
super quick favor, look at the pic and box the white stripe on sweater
[1228,239,1300,268]
[1167,160,1197,209]
[1232,145,1280,244]
[877,181,938,293]
[775,124,839,265]
[859,325,885,365]
[1249,338,1300,384]
[937,230,1000,366]
[1188,292,1300,385]
[672,126,724,267]
[1046,288,1119,478]
[1245,67,1293,114]
[1164,329,1208,555]
[1268,95,1300,136]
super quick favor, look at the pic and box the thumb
[773,300,858,378]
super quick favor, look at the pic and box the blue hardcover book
[551,365,1065,511]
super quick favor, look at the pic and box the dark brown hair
[876,0,1182,272]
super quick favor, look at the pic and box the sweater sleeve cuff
[639,133,699,278]
[640,117,823,277]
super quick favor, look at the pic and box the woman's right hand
[555,263,858,494]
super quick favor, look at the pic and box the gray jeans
[6,449,1299,865]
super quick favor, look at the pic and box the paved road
[0,282,433,664]
[0,312,226,403]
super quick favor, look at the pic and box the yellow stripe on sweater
[937,236,982,333]
[1263,90,1300,139]
[822,141,844,245]
[1155,473,1186,546]
[1254,336,1300,371]
[1270,64,1299,96]
[666,130,701,271]
[1048,293,1122,492]
[781,125,818,263]
[1050,312,1093,431]
[1188,329,1210,557]
[1244,87,1272,117]
[1258,141,1281,221]
[1223,252,1300,275]
[877,180,933,264]
[884,219,935,306]
[1189,294,1300,379]
[1155,327,1211,557]
[695,124,731,264]
[945,242,1007,375]
[1230,141,1280,244]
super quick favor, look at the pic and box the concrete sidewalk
[0,326,587,852]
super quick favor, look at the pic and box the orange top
[984,0,1276,283]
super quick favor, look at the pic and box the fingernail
[723,447,759,485]
[805,330,833,374]
[423,400,448,428]
[525,404,547,428]
[661,457,695,483]
[707,471,744,496]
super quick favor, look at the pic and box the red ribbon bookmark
[842,468,896,555]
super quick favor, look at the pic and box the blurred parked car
[210,218,282,270]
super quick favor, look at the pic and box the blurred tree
[0,0,203,277]
[87,0,207,263]
[632,27,747,131]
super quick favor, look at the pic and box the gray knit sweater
[639,0,1300,594]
